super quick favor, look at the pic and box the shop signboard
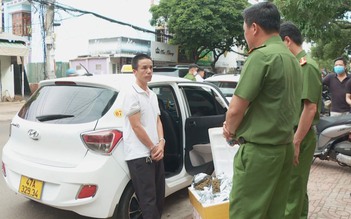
[151,41,178,63]
[197,50,213,66]
[89,37,151,57]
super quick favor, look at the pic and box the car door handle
[189,121,196,127]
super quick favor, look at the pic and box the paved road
[1,101,351,219]
[0,101,193,219]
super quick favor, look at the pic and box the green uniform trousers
[230,142,294,219]
[285,129,316,219]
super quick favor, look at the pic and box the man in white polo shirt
[120,53,165,219]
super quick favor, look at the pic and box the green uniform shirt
[235,36,303,145]
[296,50,322,126]
[183,72,196,81]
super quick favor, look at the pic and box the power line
[28,0,173,38]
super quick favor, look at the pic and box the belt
[237,136,247,144]
[227,136,247,146]
[293,125,316,133]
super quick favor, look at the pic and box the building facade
[0,0,30,101]
[69,37,179,75]
[1,0,249,90]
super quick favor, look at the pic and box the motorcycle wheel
[337,161,347,167]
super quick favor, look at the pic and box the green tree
[274,0,351,69]
[150,0,249,70]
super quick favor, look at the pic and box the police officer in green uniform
[223,3,303,219]
[183,64,198,81]
[280,22,322,219]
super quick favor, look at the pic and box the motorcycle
[320,85,331,116]
[314,114,351,167]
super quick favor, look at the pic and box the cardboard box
[188,187,229,219]
[188,127,239,219]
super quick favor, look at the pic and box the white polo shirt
[195,74,204,82]
[121,83,160,161]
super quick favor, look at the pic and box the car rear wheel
[114,182,142,219]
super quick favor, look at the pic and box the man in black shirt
[323,57,350,116]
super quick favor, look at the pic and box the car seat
[158,99,180,173]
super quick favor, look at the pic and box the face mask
[334,66,345,74]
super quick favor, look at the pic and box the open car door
[180,83,228,176]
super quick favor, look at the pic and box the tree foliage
[274,0,351,69]
[150,0,249,69]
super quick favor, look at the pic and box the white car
[205,74,240,102]
[2,74,228,219]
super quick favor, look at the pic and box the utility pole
[45,0,55,79]
[0,0,2,33]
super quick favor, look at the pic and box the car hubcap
[129,193,142,219]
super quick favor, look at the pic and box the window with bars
[12,12,31,36]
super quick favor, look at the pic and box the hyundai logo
[28,129,40,140]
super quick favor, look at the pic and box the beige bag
[324,100,331,109]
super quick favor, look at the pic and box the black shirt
[323,73,350,113]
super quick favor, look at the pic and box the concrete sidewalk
[163,158,351,219]
[0,101,25,121]
[1,100,350,219]
[308,159,351,219]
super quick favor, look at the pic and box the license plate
[18,176,44,200]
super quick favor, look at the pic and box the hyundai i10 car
[2,74,228,219]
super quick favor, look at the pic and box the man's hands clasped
[151,139,165,161]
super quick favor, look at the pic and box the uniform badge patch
[299,57,307,66]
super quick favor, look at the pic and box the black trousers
[127,157,165,219]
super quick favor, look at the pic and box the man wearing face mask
[323,57,350,116]
[183,64,199,81]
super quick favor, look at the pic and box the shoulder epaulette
[299,57,307,66]
[248,45,266,55]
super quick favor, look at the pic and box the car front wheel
[114,182,143,219]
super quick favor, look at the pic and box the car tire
[114,182,143,219]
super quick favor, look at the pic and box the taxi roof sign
[121,64,133,73]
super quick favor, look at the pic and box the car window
[178,69,188,77]
[182,86,227,116]
[220,81,237,89]
[151,85,180,120]
[18,85,117,124]
[153,67,188,78]
[153,68,179,77]
[207,81,237,98]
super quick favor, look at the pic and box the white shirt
[195,74,204,82]
[120,83,160,160]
